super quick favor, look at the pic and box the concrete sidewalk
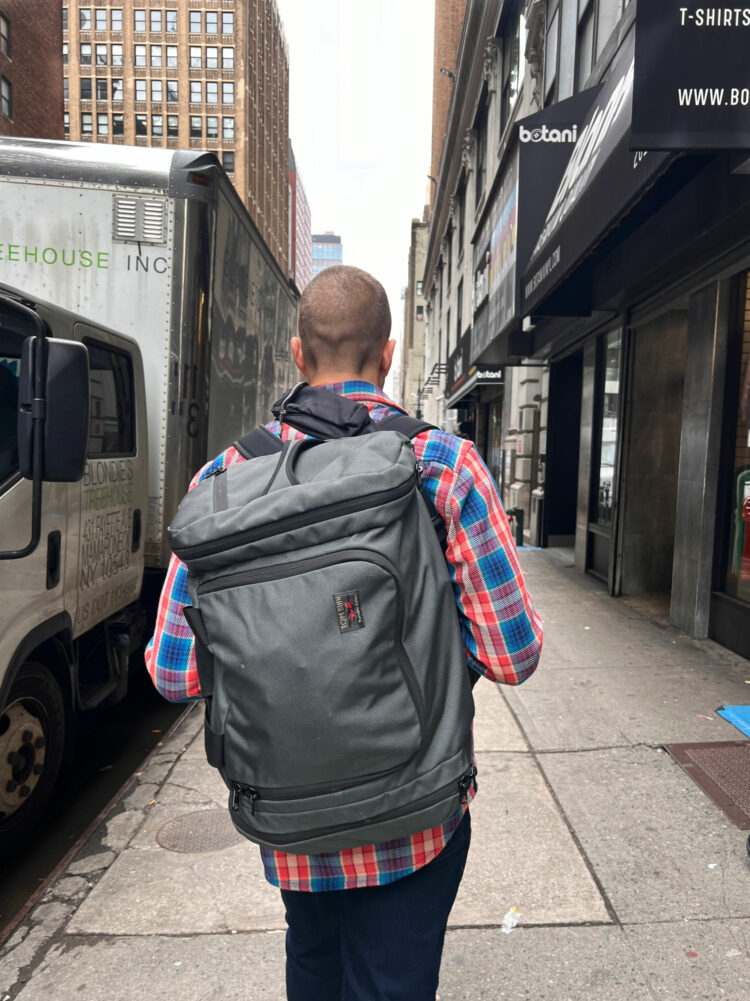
[2,549,749,1000]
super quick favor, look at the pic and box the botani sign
[631,2,750,149]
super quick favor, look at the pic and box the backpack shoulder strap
[374,414,447,553]
[233,425,283,459]
[374,414,437,438]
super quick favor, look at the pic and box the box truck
[0,138,298,850]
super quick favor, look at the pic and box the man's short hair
[298,265,391,375]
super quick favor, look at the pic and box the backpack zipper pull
[231,783,259,814]
[458,767,477,805]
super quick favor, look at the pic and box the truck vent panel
[113,195,167,245]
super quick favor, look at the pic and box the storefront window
[724,280,750,603]
[593,330,621,524]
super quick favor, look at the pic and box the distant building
[0,0,64,138]
[62,0,290,273]
[289,141,312,291]
[399,220,429,419]
[312,232,342,278]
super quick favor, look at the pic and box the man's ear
[378,339,397,385]
[291,337,308,377]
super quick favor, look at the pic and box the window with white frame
[190,115,202,138]
[222,116,234,140]
[167,114,178,137]
[80,77,92,100]
[222,12,234,34]
[81,112,93,135]
[80,8,91,30]
[111,43,123,66]
[95,43,107,65]
[222,81,234,104]
[222,47,234,70]
[206,46,218,69]
[206,115,218,138]
[165,10,177,32]
[166,79,178,102]
[111,8,122,31]
[205,11,218,33]
[63,112,70,135]
[151,45,162,67]
[97,113,108,136]
[152,113,163,136]
[190,46,201,68]
[134,9,146,32]
[223,151,235,173]
[189,11,201,32]
[135,113,148,136]
[190,80,202,103]
[112,78,123,101]
[95,7,106,30]
[96,77,108,100]
[206,80,218,104]
[112,113,124,135]
[166,46,177,67]
[135,78,147,101]
[134,44,146,67]
[151,79,162,102]
[80,43,92,65]
[150,9,161,32]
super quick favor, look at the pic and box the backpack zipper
[230,766,477,840]
[173,474,417,561]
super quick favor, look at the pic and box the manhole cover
[664,741,750,829]
[156,810,245,853]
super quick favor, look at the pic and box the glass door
[587,328,623,584]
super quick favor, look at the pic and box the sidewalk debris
[501,906,520,934]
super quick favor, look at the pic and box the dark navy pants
[280,810,471,1001]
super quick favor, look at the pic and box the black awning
[521,24,673,319]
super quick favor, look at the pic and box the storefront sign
[446,324,504,407]
[632,3,750,150]
[522,24,671,317]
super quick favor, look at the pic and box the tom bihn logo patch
[334,591,365,633]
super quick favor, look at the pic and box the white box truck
[0,138,298,850]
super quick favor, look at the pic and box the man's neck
[308,372,381,388]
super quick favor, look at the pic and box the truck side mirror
[18,337,90,483]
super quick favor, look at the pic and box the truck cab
[0,288,148,852]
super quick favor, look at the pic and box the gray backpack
[168,386,475,854]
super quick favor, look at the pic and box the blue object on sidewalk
[716,705,750,739]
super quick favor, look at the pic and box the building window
[80,8,91,30]
[63,77,69,100]
[222,82,234,105]
[135,113,148,137]
[81,112,93,135]
[416,280,424,297]
[455,280,463,352]
[205,11,218,34]
[111,43,123,66]
[111,8,122,31]
[445,224,453,288]
[80,77,93,100]
[222,47,234,70]
[223,151,235,173]
[150,45,162,67]
[545,0,560,104]
[474,97,488,205]
[63,112,70,135]
[152,113,163,136]
[206,115,218,138]
[97,113,108,136]
[456,182,465,258]
[112,113,124,135]
[206,46,218,69]
[1,77,11,119]
[150,10,161,32]
[166,45,177,67]
[189,11,201,33]
[134,44,146,67]
[134,9,146,32]
[135,79,147,102]
[222,12,234,34]
[95,43,107,65]
[80,43,92,65]
[112,78,123,101]
[165,9,177,33]
[222,116,234,140]
[206,80,218,104]
[189,46,201,68]
[95,8,107,30]
[62,8,68,31]
[0,15,9,58]
[151,79,162,102]
[190,115,202,138]
[96,77,108,100]
[190,80,202,103]
[576,0,595,90]
[63,43,69,66]
[500,10,521,133]
[167,114,178,137]
[166,79,178,102]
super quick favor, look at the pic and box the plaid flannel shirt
[145,382,542,891]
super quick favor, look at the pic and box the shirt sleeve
[420,437,543,685]
[144,453,234,702]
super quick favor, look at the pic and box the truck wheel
[0,663,65,854]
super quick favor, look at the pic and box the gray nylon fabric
[168,430,475,853]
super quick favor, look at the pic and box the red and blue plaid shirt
[145,383,542,891]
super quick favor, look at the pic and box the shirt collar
[315,381,406,412]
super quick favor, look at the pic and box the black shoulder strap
[374,414,437,438]
[374,414,447,553]
[234,425,283,459]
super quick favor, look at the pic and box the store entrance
[545,350,582,547]
[617,309,688,598]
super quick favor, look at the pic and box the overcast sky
[274,0,436,396]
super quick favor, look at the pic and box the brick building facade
[289,140,312,292]
[0,0,64,138]
[428,0,467,214]
[63,0,289,273]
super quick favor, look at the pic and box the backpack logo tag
[334,591,364,633]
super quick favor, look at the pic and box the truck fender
[0,611,74,712]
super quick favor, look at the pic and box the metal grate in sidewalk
[157,810,245,853]
[664,741,750,830]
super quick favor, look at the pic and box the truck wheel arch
[1,612,74,713]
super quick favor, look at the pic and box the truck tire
[0,662,65,854]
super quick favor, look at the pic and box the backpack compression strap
[234,425,284,459]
